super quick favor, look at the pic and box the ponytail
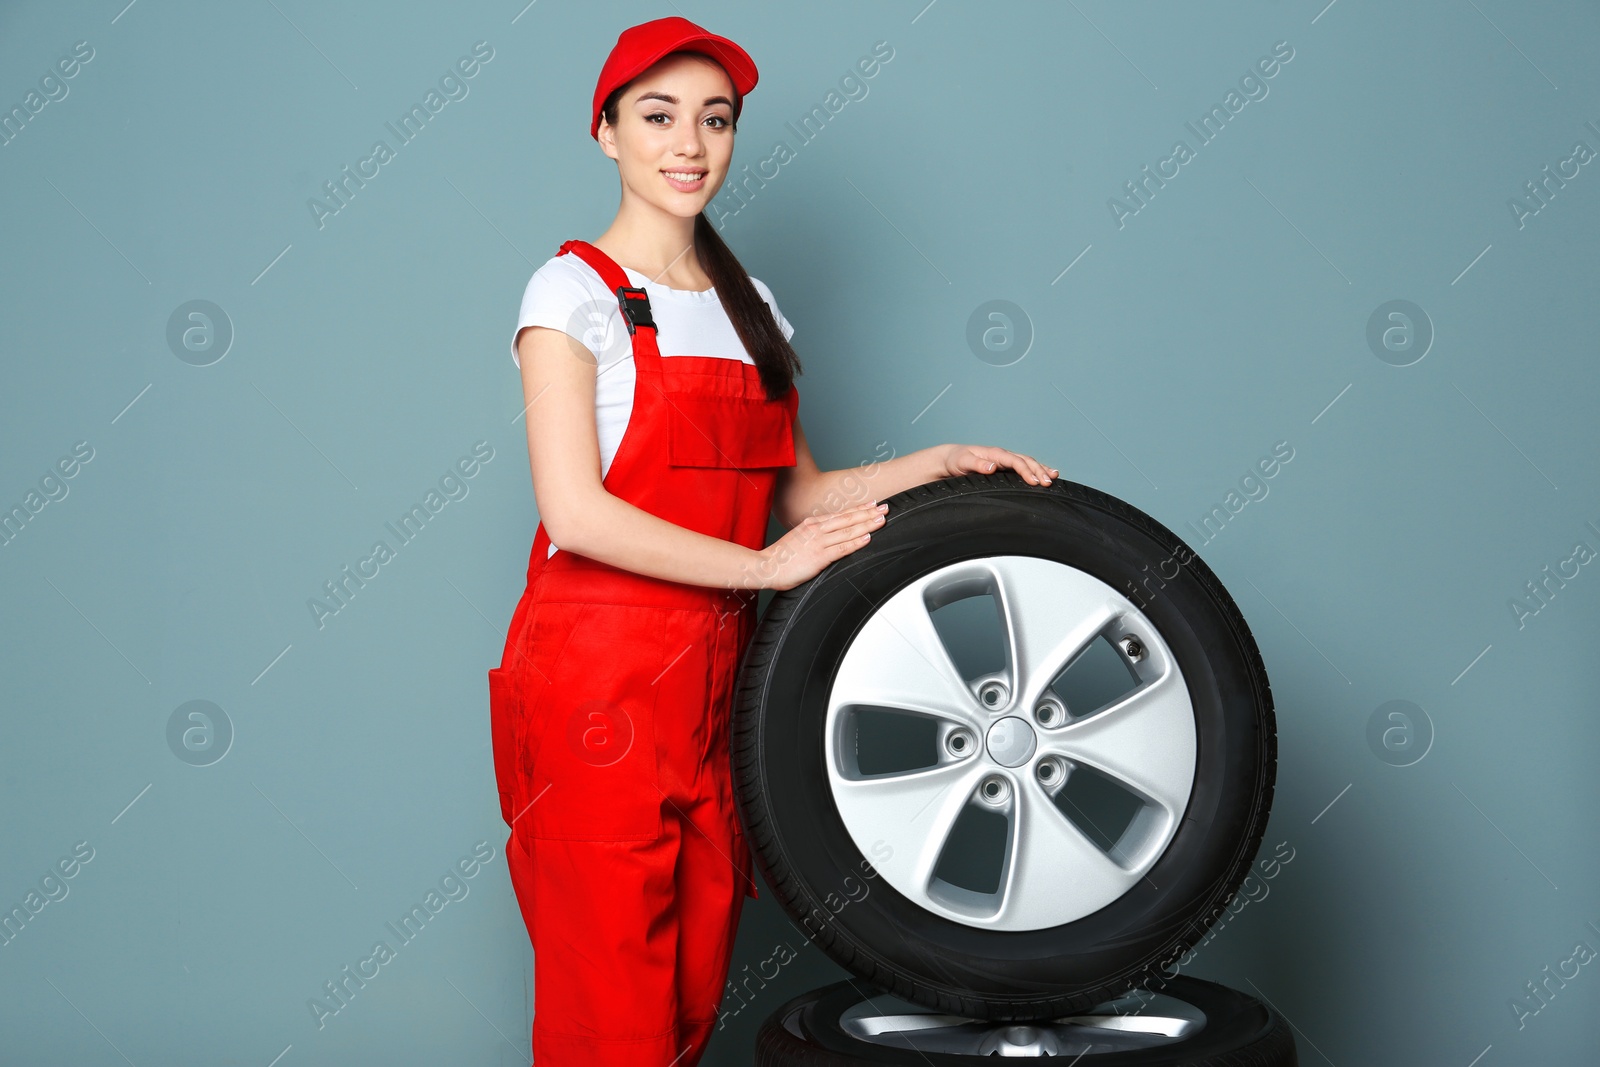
[693,212,802,401]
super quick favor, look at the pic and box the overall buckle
[614,285,655,335]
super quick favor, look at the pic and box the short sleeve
[510,257,631,369]
[751,277,795,342]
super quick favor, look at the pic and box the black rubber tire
[754,976,1298,1066]
[732,472,1277,1019]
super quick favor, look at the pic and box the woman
[490,16,1058,1066]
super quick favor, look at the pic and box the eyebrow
[633,91,735,109]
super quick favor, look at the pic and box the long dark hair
[602,65,802,402]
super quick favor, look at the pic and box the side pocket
[527,603,665,841]
[487,667,522,830]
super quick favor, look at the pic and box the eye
[645,112,671,125]
[704,114,731,129]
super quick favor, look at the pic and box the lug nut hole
[978,776,1011,804]
[978,680,1009,709]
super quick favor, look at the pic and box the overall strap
[557,239,661,360]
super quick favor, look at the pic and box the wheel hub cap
[984,716,1036,767]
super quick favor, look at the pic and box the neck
[593,191,704,284]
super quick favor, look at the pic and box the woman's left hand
[941,444,1059,486]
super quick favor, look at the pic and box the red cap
[590,16,759,140]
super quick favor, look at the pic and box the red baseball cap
[590,16,759,140]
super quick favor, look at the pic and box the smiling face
[597,51,737,219]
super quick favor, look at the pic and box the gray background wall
[3,1,1597,1064]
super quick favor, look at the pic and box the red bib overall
[489,240,797,1066]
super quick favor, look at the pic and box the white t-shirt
[511,253,796,558]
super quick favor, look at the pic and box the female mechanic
[489,16,1058,1066]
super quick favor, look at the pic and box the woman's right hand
[752,501,889,591]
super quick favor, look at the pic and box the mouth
[662,169,708,191]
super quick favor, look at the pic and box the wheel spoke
[831,761,985,891]
[1062,1013,1194,1037]
[1040,669,1196,819]
[831,578,984,731]
[846,1012,975,1037]
[994,780,1140,928]
[988,557,1122,709]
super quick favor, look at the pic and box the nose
[674,122,706,158]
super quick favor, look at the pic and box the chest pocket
[662,363,798,470]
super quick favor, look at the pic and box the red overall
[489,240,797,1066]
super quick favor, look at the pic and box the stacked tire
[731,473,1296,1064]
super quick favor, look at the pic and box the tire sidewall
[737,478,1274,1007]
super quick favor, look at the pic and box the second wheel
[755,975,1298,1065]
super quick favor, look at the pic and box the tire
[754,975,1297,1065]
[732,472,1277,1019]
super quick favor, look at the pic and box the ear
[595,115,617,161]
